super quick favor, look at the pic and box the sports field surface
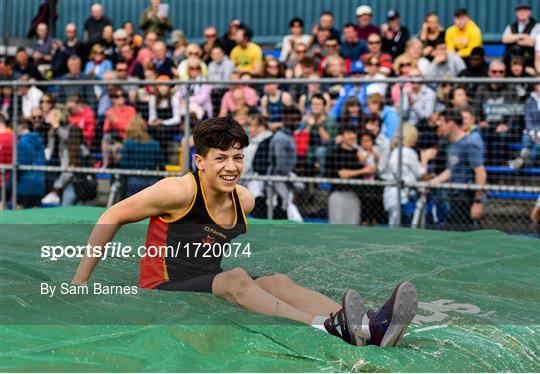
[1,207,538,372]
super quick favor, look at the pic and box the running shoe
[366,281,418,347]
[324,290,366,346]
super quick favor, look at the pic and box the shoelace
[325,310,352,344]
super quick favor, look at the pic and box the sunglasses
[368,41,381,45]
[31,116,43,120]
[204,34,217,38]
[116,68,128,72]
[490,70,505,74]
[109,94,122,99]
[188,66,201,70]
[367,62,380,66]
[40,100,51,104]
[94,51,104,55]
[325,44,338,48]
[400,63,411,67]
[295,49,307,53]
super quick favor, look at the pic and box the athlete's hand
[470,202,484,220]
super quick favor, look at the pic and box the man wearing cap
[445,8,482,59]
[355,5,380,42]
[502,3,540,70]
[381,9,410,59]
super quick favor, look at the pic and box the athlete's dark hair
[193,117,249,157]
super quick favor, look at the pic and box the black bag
[73,172,97,202]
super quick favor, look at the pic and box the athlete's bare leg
[255,274,341,316]
[212,268,316,324]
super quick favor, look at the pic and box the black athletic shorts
[156,272,260,293]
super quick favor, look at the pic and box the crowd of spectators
[0,1,539,229]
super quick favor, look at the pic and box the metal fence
[1,77,539,235]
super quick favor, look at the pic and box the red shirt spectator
[104,91,137,139]
[0,119,13,187]
[66,97,95,147]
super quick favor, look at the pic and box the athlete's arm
[236,184,255,214]
[71,175,195,284]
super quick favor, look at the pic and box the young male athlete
[72,117,418,347]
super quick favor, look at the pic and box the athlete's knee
[255,273,292,292]
[222,267,253,303]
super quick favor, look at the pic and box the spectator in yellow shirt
[230,25,263,76]
[445,8,482,59]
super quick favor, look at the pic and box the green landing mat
[1,207,539,372]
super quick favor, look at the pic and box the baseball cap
[349,60,365,74]
[515,3,531,10]
[356,5,372,16]
[386,9,400,20]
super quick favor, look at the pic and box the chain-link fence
[1,76,539,235]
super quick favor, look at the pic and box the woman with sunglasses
[84,44,113,98]
[102,88,137,168]
[177,57,212,119]
[177,44,208,79]
[39,93,56,120]
[394,38,430,77]
[390,57,413,107]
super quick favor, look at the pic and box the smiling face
[195,146,245,193]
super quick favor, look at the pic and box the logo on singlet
[203,226,227,240]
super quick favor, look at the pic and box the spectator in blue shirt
[120,116,165,197]
[340,23,368,61]
[366,93,400,141]
[430,109,487,231]
[16,121,45,208]
[330,60,369,118]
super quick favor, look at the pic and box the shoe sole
[341,290,367,346]
[380,282,418,348]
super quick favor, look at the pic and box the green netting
[1,207,539,372]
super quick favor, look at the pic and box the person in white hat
[355,5,380,41]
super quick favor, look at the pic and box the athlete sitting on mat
[72,117,418,347]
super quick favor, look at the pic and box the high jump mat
[1,207,538,372]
